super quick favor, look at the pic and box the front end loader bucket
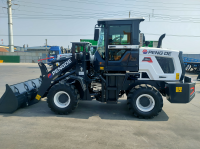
[0,78,42,113]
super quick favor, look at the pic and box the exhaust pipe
[0,78,42,113]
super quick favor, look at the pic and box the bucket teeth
[0,78,42,113]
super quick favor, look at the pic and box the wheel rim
[136,94,155,112]
[54,91,70,108]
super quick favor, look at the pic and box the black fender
[66,76,92,100]
[124,80,166,96]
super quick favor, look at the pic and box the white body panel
[108,45,139,49]
[57,53,72,60]
[139,47,182,81]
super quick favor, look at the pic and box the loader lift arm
[35,56,77,101]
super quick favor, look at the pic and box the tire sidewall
[47,84,77,113]
[131,88,162,117]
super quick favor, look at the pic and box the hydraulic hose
[99,75,106,83]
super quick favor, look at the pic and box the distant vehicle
[48,46,62,62]
[80,39,97,55]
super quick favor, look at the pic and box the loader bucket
[0,78,42,113]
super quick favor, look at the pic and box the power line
[68,0,199,10]
[1,13,200,24]
[0,33,200,37]
[64,0,200,11]
[2,1,200,21]
[13,0,200,17]
[2,8,200,23]
[0,34,93,36]
[0,13,127,20]
[145,33,200,37]
[0,8,129,19]
[126,0,200,6]
[15,0,200,13]
[144,21,200,24]
[1,15,200,23]
[1,2,200,23]
[13,3,128,16]
[1,6,130,18]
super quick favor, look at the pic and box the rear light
[190,87,195,95]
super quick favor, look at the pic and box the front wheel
[127,85,163,119]
[47,83,80,115]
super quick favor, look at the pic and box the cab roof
[71,42,90,44]
[97,17,145,24]
[49,46,60,51]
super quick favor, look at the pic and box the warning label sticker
[176,87,182,92]
[35,94,41,100]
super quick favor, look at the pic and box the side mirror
[143,34,145,43]
[94,29,99,41]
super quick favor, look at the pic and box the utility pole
[129,11,130,18]
[152,9,154,17]
[45,39,47,64]
[7,0,14,52]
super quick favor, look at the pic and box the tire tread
[127,85,163,119]
[47,83,80,115]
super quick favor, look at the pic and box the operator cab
[71,42,91,56]
[71,42,91,77]
[93,18,144,72]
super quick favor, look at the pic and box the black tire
[47,83,80,115]
[125,90,129,97]
[127,85,163,119]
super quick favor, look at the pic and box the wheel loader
[0,18,196,118]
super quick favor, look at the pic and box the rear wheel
[47,83,80,115]
[127,85,163,119]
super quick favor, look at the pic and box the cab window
[109,49,126,61]
[75,45,83,53]
[108,25,131,45]
[49,50,58,56]
[97,26,105,59]
[156,57,175,73]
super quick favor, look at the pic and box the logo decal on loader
[48,73,52,78]
[148,50,172,56]
[52,59,72,76]
[142,49,172,56]
[142,49,147,54]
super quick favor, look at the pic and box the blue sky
[0,0,200,53]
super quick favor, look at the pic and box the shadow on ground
[186,71,199,75]
[0,99,169,121]
[27,67,40,68]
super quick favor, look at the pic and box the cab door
[107,24,139,71]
